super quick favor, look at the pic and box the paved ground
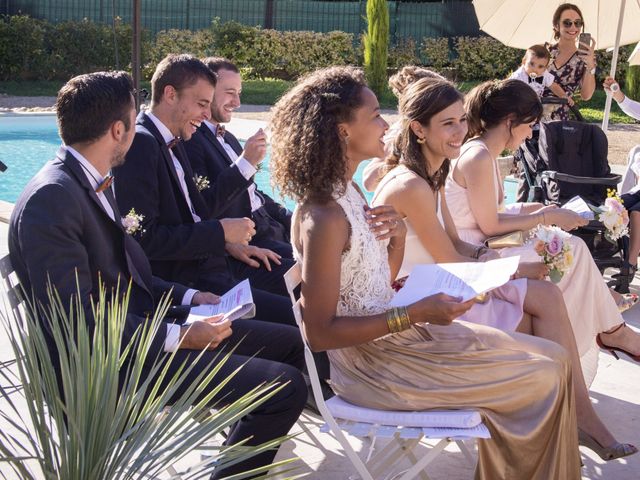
[0,118,639,479]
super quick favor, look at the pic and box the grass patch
[1,78,638,126]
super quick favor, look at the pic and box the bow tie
[95,175,114,193]
[216,124,226,138]
[529,76,544,84]
[167,137,181,149]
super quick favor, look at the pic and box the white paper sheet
[185,279,255,324]
[389,256,520,306]
[563,195,595,220]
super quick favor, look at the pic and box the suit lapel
[137,112,185,196]
[199,123,234,166]
[60,149,153,296]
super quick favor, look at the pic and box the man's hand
[220,217,256,245]
[179,317,232,350]
[241,128,268,166]
[226,243,282,271]
[192,291,221,305]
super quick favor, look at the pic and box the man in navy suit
[184,57,293,259]
[113,54,294,321]
[8,71,306,479]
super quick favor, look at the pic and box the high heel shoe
[596,323,640,362]
[578,429,638,461]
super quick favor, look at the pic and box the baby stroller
[514,98,631,293]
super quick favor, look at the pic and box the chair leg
[455,439,477,465]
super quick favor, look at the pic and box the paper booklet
[389,256,519,306]
[186,279,255,324]
[563,195,595,220]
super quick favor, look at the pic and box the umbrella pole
[602,0,626,132]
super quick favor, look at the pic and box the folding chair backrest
[0,254,24,324]
[539,120,610,203]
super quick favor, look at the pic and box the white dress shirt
[618,95,640,121]
[204,120,263,212]
[65,145,195,352]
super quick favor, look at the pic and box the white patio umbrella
[629,42,640,66]
[472,0,640,131]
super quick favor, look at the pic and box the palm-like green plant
[0,279,298,479]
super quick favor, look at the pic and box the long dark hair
[465,79,542,139]
[384,77,463,191]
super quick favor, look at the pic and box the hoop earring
[417,137,426,145]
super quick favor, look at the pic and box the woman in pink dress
[372,75,636,462]
[446,77,640,376]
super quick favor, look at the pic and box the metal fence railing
[3,0,481,44]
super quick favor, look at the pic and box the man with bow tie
[9,71,306,479]
[113,54,296,323]
[184,57,294,259]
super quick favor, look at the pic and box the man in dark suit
[8,71,306,479]
[113,54,294,322]
[184,57,293,259]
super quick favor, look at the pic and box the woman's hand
[365,204,407,242]
[478,248,501,261]
[516,262,550,280]
[603,76,626,102]
[545,208,588,231]
[408,293,475,326]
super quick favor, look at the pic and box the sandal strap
[602,322,626,336]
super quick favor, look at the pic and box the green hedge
[1,14,635,86]
[0,15,137,81]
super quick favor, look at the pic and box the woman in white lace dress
[270,66,581,479]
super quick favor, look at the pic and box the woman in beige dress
[446,79,640,375]
[373,76,636,462]
[271,65,581,479]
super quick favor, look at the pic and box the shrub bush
[143,28,215,79]
[454,36,524,81]
[388,37,420,69]
[421,37,451,72]
[0,15,47,81]
[625,65,640,104]
[363,0,390,96]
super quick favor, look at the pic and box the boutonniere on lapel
[122,208,146,236]
[193,174,210,192]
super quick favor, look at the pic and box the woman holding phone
[543,3,597,121]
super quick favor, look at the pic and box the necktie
[216,124,226,138]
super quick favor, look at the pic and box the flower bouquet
[531,225,573,283]
[594,190,629,243]
[122,208,145,236]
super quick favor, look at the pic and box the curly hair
[270,66,368,204]
[383,77,463,192]
[388,66,445,99]
[465,79,542,138]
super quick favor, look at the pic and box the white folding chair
[284,262,490,480]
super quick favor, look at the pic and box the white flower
[193,175,210,192]
[122,208,145,236]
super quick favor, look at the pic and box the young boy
[510,44,573,105]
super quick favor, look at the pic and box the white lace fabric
[333,183,394,317]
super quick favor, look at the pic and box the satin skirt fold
[328,321,580,480]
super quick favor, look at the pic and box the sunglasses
[561,19,583,28]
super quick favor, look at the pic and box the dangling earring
[417,137,426,145]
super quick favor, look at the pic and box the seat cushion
[325,395,482,428]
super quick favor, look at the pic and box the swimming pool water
[0,115,516,208]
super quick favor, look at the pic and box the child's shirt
[510,66,555,97]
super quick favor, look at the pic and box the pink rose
[545,235,563,256]
[534,240,546,256]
